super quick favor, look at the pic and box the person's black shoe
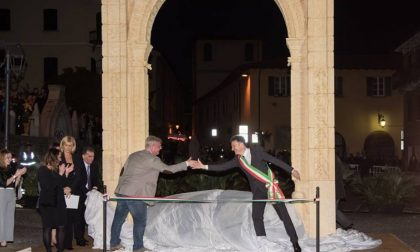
[66,247,74,250]
[76,240,88,246]
[292,241,301,252]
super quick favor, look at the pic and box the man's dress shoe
[293,241,302,252]
[76,240,88,246]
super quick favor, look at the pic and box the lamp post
[1,44,26,149]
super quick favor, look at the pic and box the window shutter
[416,96,420,120]
[268,76,275,96]
[203,43,212,61]
[0,9,11,31]
[43,9,58,31]
[287,77,291,96]
[244,43,254,61]
[366,77,375,96]
[385,77,392,96]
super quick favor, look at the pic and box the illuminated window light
[252,133,258,143]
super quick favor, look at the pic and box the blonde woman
[59,136,81,249]
[0,149,27,247]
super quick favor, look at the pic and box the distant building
[0,0,101,89]
[193,40,262,100]
[395,31,420,169]
[148,50,185,139]
[195,54,404,162]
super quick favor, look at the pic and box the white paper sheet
[65,195,80,209]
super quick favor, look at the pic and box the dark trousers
[74,195,87,242]
[64,209,77,248]
[64,195,87,248]
[252,192,298,243]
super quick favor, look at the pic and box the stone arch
[128,0,307,45]
[102,0,335,237]
[364,131,395,160]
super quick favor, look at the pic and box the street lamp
[0,44,27,149]
[211,128,217,137]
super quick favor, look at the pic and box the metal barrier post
[316,186,320,252]
[103,186,107,252]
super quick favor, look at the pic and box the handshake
[186,159,206,169]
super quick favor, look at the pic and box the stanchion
[103,186,107,252]
[316,186,320,252]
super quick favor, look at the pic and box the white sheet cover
[85,189,381,251]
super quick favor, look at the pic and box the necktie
[86,165,91,189]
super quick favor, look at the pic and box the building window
[233,87,239,111]
[91,58,97,73]
[44,57,58,83]
[213,103,217,120]
[268,76,290,97]
[366,76,392,97]
[203,43,212,61]
[96,12,102,43]
[244,43,254,61]
[416,95,420,121]
[0,9,11,31]
[43,9,58,31]
[335,76,343,97]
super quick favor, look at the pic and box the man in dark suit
[74,146,100,246]
[193,135,302,252]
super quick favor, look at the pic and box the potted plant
[350,169,416,213]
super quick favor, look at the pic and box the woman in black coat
[38,149,73,252]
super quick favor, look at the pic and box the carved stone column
[287,0,336,237]
[102,0,129,193]
[126,41,151,152]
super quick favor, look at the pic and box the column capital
[127,41,153,68]
[286,37,306,54]
[286,37,307,67]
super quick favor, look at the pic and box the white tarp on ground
[85,189,381,252]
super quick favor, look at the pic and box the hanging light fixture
[378,113,386,128]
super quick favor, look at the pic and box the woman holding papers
[59,136,80,249]
[38,148,72,252]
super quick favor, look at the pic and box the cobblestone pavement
[6,173,420,252]
[348,212,420,251]
[4,208,419,251]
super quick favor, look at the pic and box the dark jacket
[76,157,100,196]
[209,146,293,195]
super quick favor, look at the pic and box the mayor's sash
[237,156,285,200]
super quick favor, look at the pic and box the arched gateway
[101,0,335,237]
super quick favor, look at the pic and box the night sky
[151,0,420,90]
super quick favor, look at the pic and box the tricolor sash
[238,156,285,200]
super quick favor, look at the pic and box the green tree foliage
[52,67,102,116]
